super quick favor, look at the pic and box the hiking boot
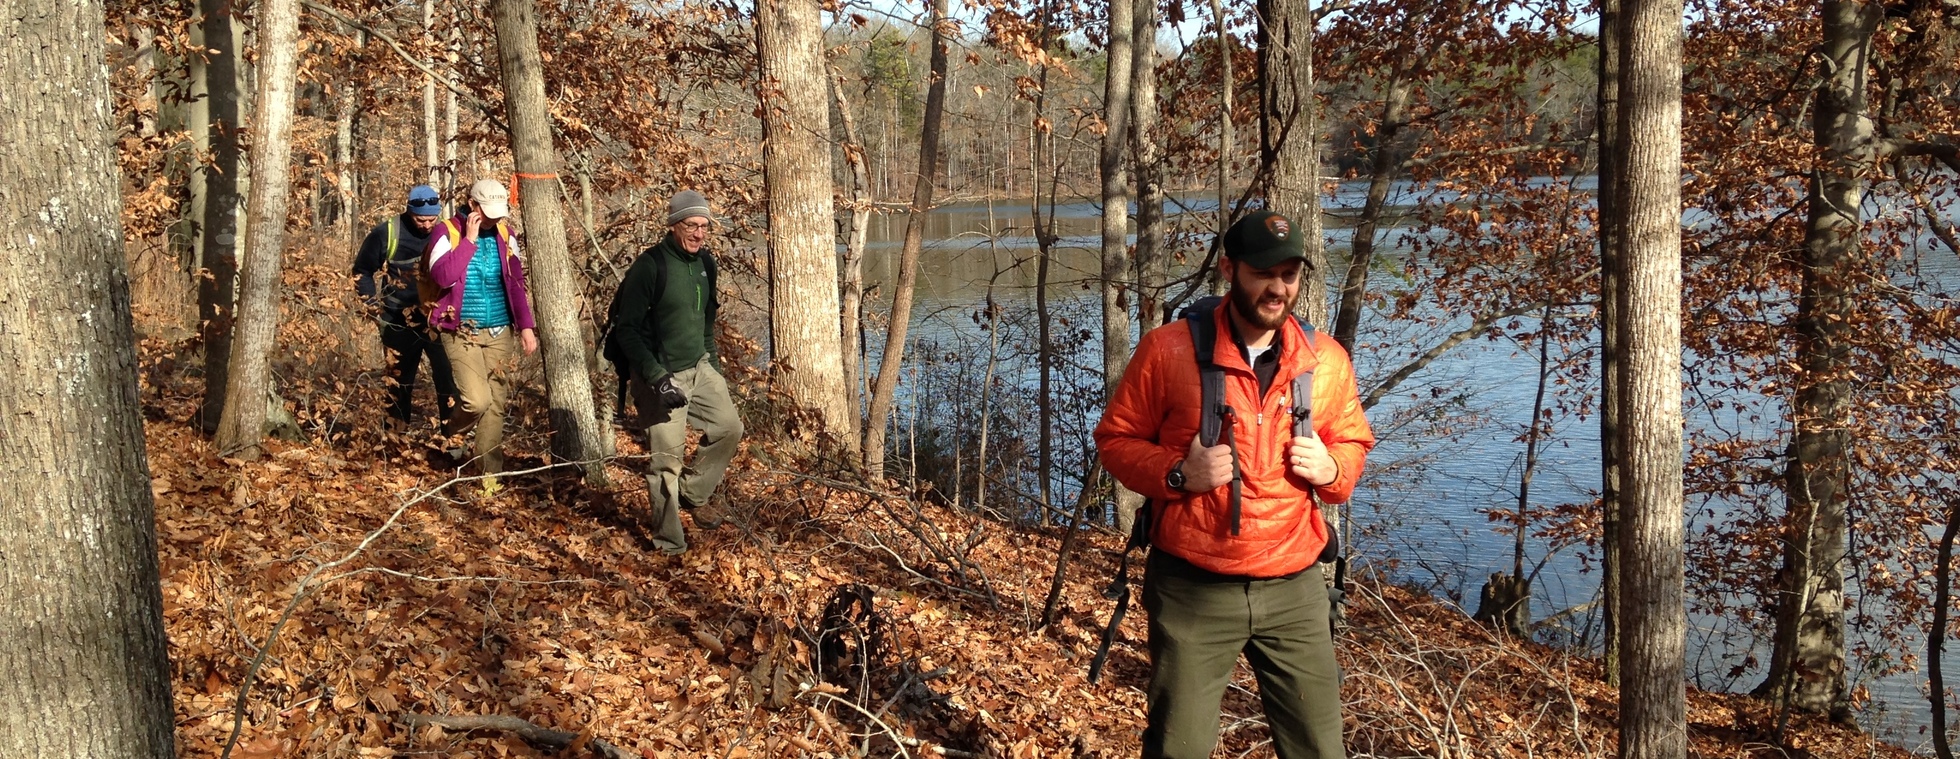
[683,495,727,529]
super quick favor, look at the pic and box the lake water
[849,178,1960,752]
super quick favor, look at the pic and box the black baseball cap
[1222,210,1307,269]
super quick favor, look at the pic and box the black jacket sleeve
[613,253,665,383]
[351,222,389,305]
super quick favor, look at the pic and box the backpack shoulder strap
[385,217,399,261]
[1185,305,1243,536]
[655,244,670,296]
[1287,316,1344,567]
[1187,307,1226,448]
[1290,317,1317,439]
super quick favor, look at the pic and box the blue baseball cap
[406,185,441,214]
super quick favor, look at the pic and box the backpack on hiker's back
[1088,295,1347,682]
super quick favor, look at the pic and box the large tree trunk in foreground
[1259,0,1326,327]
[1756,0,1881,719]
[1614,0,1687,753]
[490,0,610,479]
[861,0,950,477]
[214,0,304,457]
[757,0,854,455]
[197,0,245,433]
[0,0,177,753]
[1596,0,1624,688]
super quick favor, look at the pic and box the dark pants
[380,321,457,424]
[1142,551,1344,759]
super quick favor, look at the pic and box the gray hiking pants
[628,358,743,555]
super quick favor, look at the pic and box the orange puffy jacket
[1094,301,1376,578]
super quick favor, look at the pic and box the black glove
[652,373,688,412]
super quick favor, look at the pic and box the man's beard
[1228,279,1297,331]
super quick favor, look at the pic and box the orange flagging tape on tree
[509,172,558,204]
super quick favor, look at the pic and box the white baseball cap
[469,179,511,219]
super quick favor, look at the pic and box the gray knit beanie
[666,190,711,226]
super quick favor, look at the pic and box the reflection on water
[856,177,1960,751]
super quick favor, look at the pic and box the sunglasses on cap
[408,197,442,209]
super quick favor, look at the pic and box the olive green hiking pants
[1141,551,1344,759]
[628,358,743,555]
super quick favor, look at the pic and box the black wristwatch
[1165,459,1187,491]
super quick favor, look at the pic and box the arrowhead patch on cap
[1266,215,1291,240]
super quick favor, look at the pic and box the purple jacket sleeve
[502,235,536,331]
[427,222,475,289]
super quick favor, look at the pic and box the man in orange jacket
[1095,210,1375,758]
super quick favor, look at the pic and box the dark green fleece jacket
[614,234,719,382]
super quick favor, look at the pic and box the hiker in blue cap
[352,184,457,427]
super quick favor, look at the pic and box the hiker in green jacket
[610,190,743,556]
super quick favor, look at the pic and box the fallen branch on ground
[401,713,631,759]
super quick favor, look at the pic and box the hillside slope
[138,365,1912,758]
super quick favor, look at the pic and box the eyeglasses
[408,198,441,209]
[678,220,712,233]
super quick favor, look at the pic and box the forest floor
[139,343,1918,759]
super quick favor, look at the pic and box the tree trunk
[171,0,211,284]
[1130,0,1167,337]
[1331,75,1413,353]
[1118,0,1164,534]
[197,0,244,433]
[1614,0,1687,752]
[861,0,948,475]
[1099,0,1135,389]
[336,28,363,255]
[489,0,610,479]
[1097,0,1144,531]
[830,67,871,447]
[213,0,303,457]
[1258,0,1326,327]
[1756,0,1880,720]
[423,0,439,185]
[1211,0,1233,240]
[1596,0,1625,688]
[756,0,854,455]
[443,12,459,202]
[0,0,177,752]
[1932,498,1960,759]
[1030,10,1058,513]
